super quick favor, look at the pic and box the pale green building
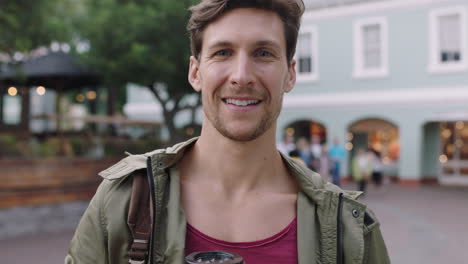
[279,0,468,186]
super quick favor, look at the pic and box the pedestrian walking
[352,148,372,193]
[296,137,314,170]
[318,144,332,182]
[370,149,384,188]
[309,134,322,171]
[329,137,346,186]
[277,133,295,156]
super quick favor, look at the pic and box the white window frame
[428,6,468,74]
[353,16,389,79]
[295,25,319,82]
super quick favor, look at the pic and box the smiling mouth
[223,98,262,106]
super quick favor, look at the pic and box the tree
[0,0,77,59]
[77,0,200,143]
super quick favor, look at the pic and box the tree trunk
[163,110,183,145]
[106,86,116,136]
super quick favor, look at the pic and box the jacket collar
[148,137,362,201]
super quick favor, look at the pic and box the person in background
[310,135,322,157]
[370,149,384,188]
[352,148,372,193]
[309,135,322,169]
[296,137,313,170]
[277,133,296,156]
[318,144,332,182]
[329,137,346,186]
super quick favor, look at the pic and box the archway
[436,121,468,185]
[282,119,327,144]
[279,120,327,171]
[347,118,399,178]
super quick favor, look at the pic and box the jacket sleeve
[363,209,391,264]
[65,181,109,264]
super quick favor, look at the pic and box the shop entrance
[282,120,327,144]
[438,121,468,185]
[280,120,327,172]
[347,118,399,178]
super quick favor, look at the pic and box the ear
[284,59,296,93]
[188,56,202,92]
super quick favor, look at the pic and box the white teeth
[225,99,260,106]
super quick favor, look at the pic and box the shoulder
[285,153,380,226]
[92,147,167,207]
[96,137,198,191]
[98,149,163,181]
[283,153,362,199]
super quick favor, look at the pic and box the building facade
[279,0,468,185]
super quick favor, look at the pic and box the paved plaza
[1,182,467,264]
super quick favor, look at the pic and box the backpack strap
[127,170,153,264]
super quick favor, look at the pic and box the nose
[229,52,254,88]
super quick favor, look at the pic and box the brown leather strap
[127,171,153,264]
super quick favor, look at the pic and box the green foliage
[76,0,200,142]
[0,0,77,55]
[36,138,62,158]
[0,134,33,158]
[0,134,21,157]
[0,133,163,159]
[77,0,193,87]
[68,136,95,156]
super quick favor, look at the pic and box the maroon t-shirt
[185,218,298,264]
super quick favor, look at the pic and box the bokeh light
[7,87,18,96]
[76,94,85,102]
[36,86,46,96]
[86,91,97,100]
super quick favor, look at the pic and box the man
[66,0,390,263]
[352,148,372,193]
[329,137,346,186]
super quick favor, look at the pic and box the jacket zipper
[337,193,344,264]
[146,157,157,264]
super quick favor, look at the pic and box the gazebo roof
[0,51,99,90]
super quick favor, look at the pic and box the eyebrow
[206,41,232,51]
[206,40,282,51]
[255,40,281,50]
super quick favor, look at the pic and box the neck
[180,121,293,198]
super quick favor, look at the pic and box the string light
[36,86,46,95]
[86,91,97,100]
[439,154,448,163]
[7,87,18,96]
[76,94,85,102]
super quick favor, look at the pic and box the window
[353,17,388,79]
[298,33,312,73]
[296,26,318,82]
[429,7,468,73]
[2,92,22,125]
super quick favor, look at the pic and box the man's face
[189,8,296,142]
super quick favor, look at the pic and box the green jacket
[65,138,390,264]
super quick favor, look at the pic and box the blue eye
[215,50,232,56]
[257,50,273,57]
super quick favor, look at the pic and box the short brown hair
[187,0,305,64]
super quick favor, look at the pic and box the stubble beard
[203,94,283,142]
